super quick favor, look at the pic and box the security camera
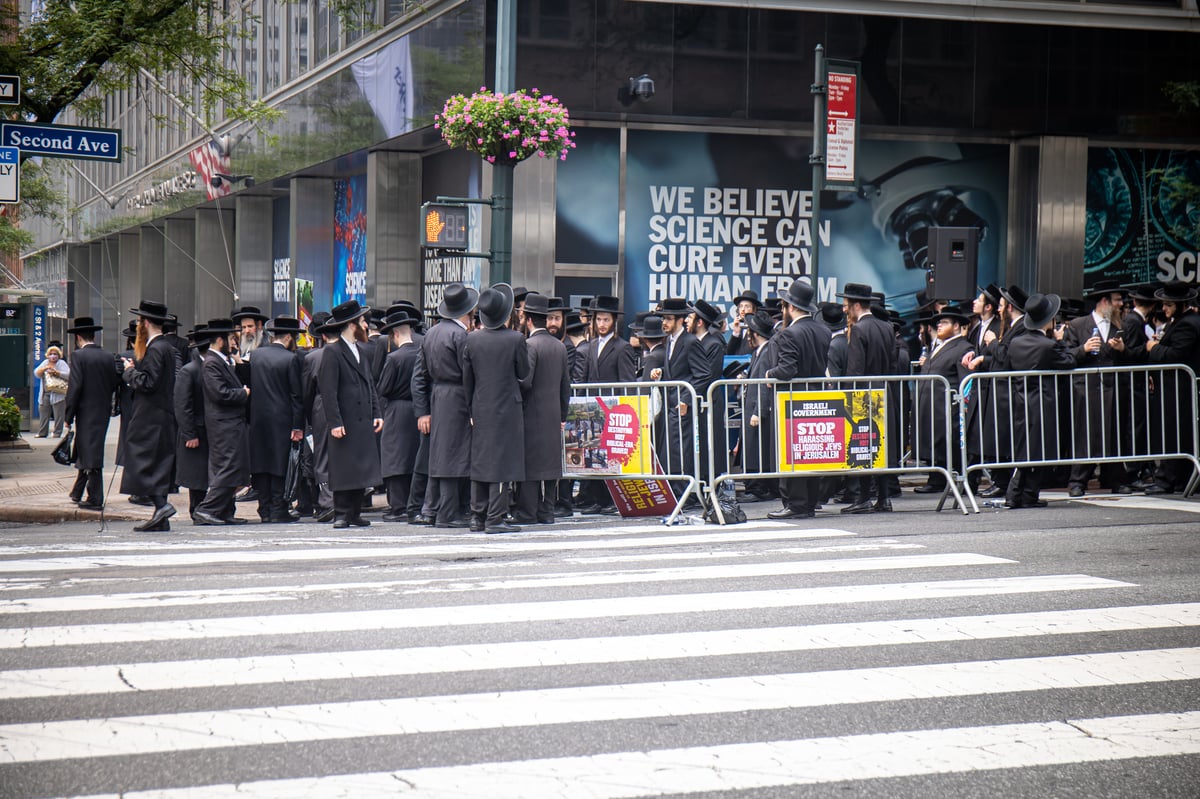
[629,74,655,103]
[209,175,224,189]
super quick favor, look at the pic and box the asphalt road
[0,493,1198,798]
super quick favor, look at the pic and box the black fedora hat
[200,317,238,336]
[130,300,172,323]
[746,310,776,340]
[932,304,971,326]
[66,316,103,334]
[325,300,371,330]
[185,323,209,342]
[639,315,667,339]
[523,293,553,317]
[230,305,269,323]
[478,283,515,329]
[836,282,875,303]
[1022,293,1062,330]
[388,300,425,323]
[589,295,623,316]
[1059,298,1086,321]
[512,286,532,303]
[564,312,587,335]
[1155,281,1199,303]
[818,302,846,331]
[657,297,692,317]
[547,296,569,312]
[122,319,138,341]
[265,316,304,335]
[379,308,420,334]
[574,295,594,313]
[367,308,387,330]
[692,299,723,327]
[437,283,480,319]
[732,289,762,308]
[779,280,818,314]
[1124,282,1162,303]
[310,311,333,335]
[1084,279,1124,300]
[763,297,783,318]
[999,285,1029,312]
[980,284,1002,305]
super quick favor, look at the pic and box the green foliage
[0,395,20,440]
[0,162,65,257]
[1164,81,1200,114]
[437,89,576,164]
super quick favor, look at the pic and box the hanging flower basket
[435,88,576,165]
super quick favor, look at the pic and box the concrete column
[139,224,166,303]
[366,150,421,308]
[235,196,273,311]
[99,238,121,335]
[88,242,105,333]
[290,177,335,311]
[163,217,196,329]
[118,231,140,332]
[511,155,558,294]
[66,244,90,320]
[194,207,237,325]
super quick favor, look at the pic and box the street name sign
[1,121,122,162]
[0,147,18,203]
[0,76,19,106]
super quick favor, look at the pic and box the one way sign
[0,76,20,106]
[0,147,19,203]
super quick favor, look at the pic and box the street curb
[0,506,145,524]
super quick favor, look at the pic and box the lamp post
[490,0,517,285]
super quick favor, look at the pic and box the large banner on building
[1084,147,1200,288]
[775,389,887,472]
[333,174,367,306]
[557,129,1009,318]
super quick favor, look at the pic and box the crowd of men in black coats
[55,274,1199,531]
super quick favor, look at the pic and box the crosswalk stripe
[563,540,925,564]
[2,603,1194,700]
[0,574,1132,649]
[0,553,1012,615]
[1,647,1195,764]
[0,527,853,574]
[57,711,1200,799]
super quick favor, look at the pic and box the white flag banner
[351,35,414,139]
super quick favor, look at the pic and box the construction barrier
[958,364,1200,513]
[707,374,970,522]
[567,380,702,524]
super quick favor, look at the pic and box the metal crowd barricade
[567,380,703,524]
[707,374,970,523]
[958,364,1200,513]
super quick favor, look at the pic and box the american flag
[188,140,232,201]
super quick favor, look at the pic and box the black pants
[196,486,236,520]
[515,480,557,523]
[408,471,428,518]
[848,476,889,505]
[1007,467,1045,506]
[71,469,103,504]
[187,488,206,517]
[430,476,468,524]
[1068,462,1125,492]
[385,474,412,515]
[252,473,286,520]
[780,476,820,514]
[471,481,510,527]
[333,488,365,524]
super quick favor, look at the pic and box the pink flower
[509,151,517,159]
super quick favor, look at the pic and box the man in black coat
[725,290,762,356]
[654,297,699,483]
[689,299,728,487]
[1108,283,1158,488]
[193,320,252,526]
[115,319,137,472]
[515,293,572,525]
[765,281,831,519]
[249,316,305,522]
[174,326,210,520]
[913,304,974,494]
[463,284,530,533]
[63,317,120,511]
[302,312,336,522]
[1143,281,1200,494]
[376,308,422,522]
[739,311,778,491]
[839,283,897,514]
[318,300,384,528]
[120,301,181,531]
[416,283,478,528]
[578,295,634,514]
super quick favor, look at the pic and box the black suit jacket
[584,334,636,383]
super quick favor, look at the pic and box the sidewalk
[0,426,155,524]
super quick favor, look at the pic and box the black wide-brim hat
[836,282,875,303]
[731,289,762,308]
[1084,279,1124,300]
[1023,293,1062,330]
[1123,282,1161,303]
[438,283,480,319]
[565,313,588,335]
[265,316,304,335]
[746,310,776,340]
[589,295,623,316]
[1154,281,1199,303]
[999,284,1029,313]
[191,318,236,346]
[478,283,515,330]
[230,305,269,323]
[66,316,103,334]
[779,280,818,314]
[130,300,172,323]
[932,304,971,326]
[122,320,138,341]
[639,315,667,339]
[692,299,723,327]
[657,297,692,317]
[523,293,553,317]
[325,300,371,329]
[379,309,421,334]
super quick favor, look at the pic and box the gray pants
[37,396,65,437]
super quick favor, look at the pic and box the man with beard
[376,307,422,522]
[913,304,974,495]
[318,300,384,528]
[249,316,305,522]
[63,317,121,511]
[120,300,181,531]
[765,281,831,519]
[1142,281,1200,495]
[231,305,268,362]
[689,299,727,489]
[174,325,210,520]
[302,312,337,522]
[416,283,478,528]
[514,293,571,525]
[463,284,529,533]
[739,311,779,496]
[725,290,763,356]
[577,295,635,515]
[193,320,252,526]
[545,297,580,518]
[653,297,698,484]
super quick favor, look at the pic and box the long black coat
[659,331,701,476]
[63,343,120,471]
[1064,314,1119,460]
[115,346,134,466]
[914,335,973,467]
[119,336,179,496]
[318,338,382,491]
[1147,309,1200,456]
[463,327,530,483]
[1007,326,1076,461]
[768,317,831,382]
[173,352,209,490]
[377,341,420,478]
[826,331,848,377]
[302,346,330,484]
[844,312,899,466]
[741,341,776,473]
[570,338,589,383]
[201,349,251,489]
[249,343,303,476]
[584,334,636,383]
[964,320,1035,464]
[521,329,571,481]
[420,321,472,478]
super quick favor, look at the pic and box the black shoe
[437,519,471,529]
[314,507,335,523]
[68,494,82,504]
[135,519,170,532]
[332,519,349,529]
[469,517,486,533]
[509,515,539,525]
[1068,485,1085,498]
[767,507,806,519]
[224,517,251,525]
[1144,484,1174,496]
[978,485,1004,498]
[485,523,520,534]
[554,506,574,518]
[873,499,893,513]
[1131,478,1155,491]
[599,505,620,515]
[147,503,176,526]
[913,484,943,494]
[77,501,104,512]
[409,514,435,525]
[536,516,555,525]
[235,488,259,502]
[268,515,297,524]
[841,500,875,515]
[576,503,603,515]
[1112,485,1136,495]
[347,516,370,527]
[128,495,154,506]
[192,510,224,526]
[382,512,407,522]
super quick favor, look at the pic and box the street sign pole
[490,0,517,286]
